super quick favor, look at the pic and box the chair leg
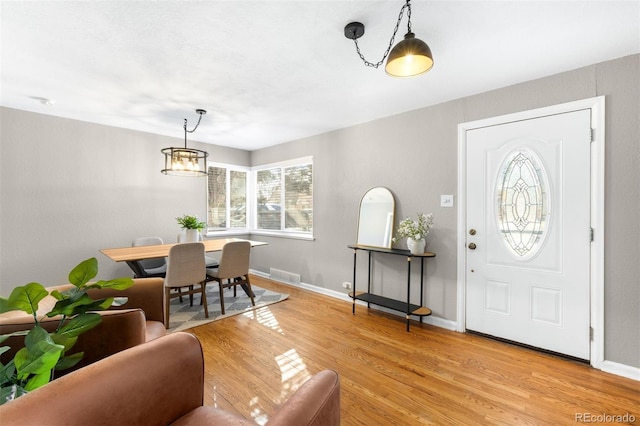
[189,285,194,306]
[245,275,256,307]
[201,281,209,318]
[218,279,226,315]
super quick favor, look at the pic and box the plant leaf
[50,333,78,352]
[57,313,102,338]
[14,341,63,379]
[49,289,66,301]
[55,352,83,371]
[24,371,51,391]
[0,361,16,386]
[88,277,134,291]
[47,293,109,317]
[5,283,48,315]
[68,258,98,288]
[0,298,11,314]
[24,326,52,349]
[15,327,63,379]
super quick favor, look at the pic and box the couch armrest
[0,332,204,426]
[266,370,341,426]
[86,277,165,324]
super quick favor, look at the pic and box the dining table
[100,237,268,263]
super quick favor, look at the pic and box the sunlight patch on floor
[243,306,283,333]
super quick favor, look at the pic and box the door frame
[456,96,605,368]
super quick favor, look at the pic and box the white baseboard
[253,269,458,331]
[600,360,640,381]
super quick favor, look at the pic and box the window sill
[205,229,314,241]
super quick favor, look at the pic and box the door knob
[468,242,477,250]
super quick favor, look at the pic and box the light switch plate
[441,195,454,207]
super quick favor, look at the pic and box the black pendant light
[344,0,433,78]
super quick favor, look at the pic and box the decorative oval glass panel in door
[496,149,550,258]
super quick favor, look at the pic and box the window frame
[205,157,313,240]
[206,162,250,235]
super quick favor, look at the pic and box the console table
[348,244,436,331]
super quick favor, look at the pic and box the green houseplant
[176,214,206,231]
[176,214,206,242]
[0,257,133,404]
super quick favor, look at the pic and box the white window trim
[206,157,313,240]
[252,156,313,238]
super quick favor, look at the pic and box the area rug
[167,285,288,332]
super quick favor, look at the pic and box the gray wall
[0,112,249,286]
[1,54,638,368]
[250,54,639,368]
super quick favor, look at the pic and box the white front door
[464,109,592,360]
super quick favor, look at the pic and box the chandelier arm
[352,1,410,69]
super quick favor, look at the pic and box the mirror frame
[356,187,395,249]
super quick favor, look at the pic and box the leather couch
[0,332,341,426]
[0,277,166,374]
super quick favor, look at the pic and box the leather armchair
[0,332,341,426]
[0,277,166,375]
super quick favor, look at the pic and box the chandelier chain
[352,0,411,69]
[184,113,204,134]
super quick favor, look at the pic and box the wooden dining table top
[100,238,268,262]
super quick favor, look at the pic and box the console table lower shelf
[349,291,432,323]
[348,244,436,331]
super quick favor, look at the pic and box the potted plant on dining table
[176,214,206,242]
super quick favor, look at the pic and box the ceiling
[1,1,639,151]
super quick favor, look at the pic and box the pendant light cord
[352,0,412,69]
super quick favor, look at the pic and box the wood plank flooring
[189,276,639,425]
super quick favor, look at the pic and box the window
[496,149,549,258]
[207,165,248,230]
[206,157,313,238]
[255,158,313,234]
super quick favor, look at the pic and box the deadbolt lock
[469,229,476,235]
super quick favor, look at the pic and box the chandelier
[161,109,209,177]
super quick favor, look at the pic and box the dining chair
[164,242,208,328]
[205,241,254,315]
[126,236,167,278]
[177,231,219,269]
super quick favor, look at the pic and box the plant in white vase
[176,214,206,242]
[393,213,434,254]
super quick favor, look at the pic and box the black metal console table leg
[352,249,357,314]
[406,256,412,332]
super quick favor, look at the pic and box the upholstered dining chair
[164,242,208,328]
[206,240,254,315]
[177,231,219,269]
[126,236,167,278]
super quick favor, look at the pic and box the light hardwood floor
[189,275,639,425]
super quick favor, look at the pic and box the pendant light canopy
[161,109,209,177]
[344,0,433,78]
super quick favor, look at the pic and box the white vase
[407,237,426,255]
[184,229,199,242]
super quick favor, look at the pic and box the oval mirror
[356,187,395,249]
